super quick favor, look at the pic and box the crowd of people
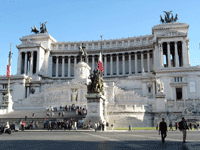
[45,104,87,118]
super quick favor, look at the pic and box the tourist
[159,118,167,144]
[156,124,158,130]
[94,122,97,132]
[4,122,10,133]
[179,117,187,143]
[35,121,39,129]
[25,116,27,121]
[60,106,62,111]
[175,122,178,130]
[189,123,192,130]
[48,120,52,131]
[32,112,35,118]
[197,124,199,130]
[62,111,65,117]
[58,112,61,117]
[169,122,173,131]
[74,121,77,130]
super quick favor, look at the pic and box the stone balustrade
[51,35,153,51]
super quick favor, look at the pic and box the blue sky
[0,0,200,75]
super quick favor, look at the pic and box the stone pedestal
[155,94,166,112]
[73,62,91,84]
[84,93,107,130]
[5,93,14,113]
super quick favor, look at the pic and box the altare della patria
[0,11,200,128]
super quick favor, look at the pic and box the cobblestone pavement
[0,130,199,150]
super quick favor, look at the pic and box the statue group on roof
[31,22,48,34]
[160,10,178,23]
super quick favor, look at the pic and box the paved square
[1,130,199,150]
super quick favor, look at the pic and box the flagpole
[7,43,12,95]
[100,35,103,77]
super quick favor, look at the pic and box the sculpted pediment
[158,30,186,37]
[17,39,41,48]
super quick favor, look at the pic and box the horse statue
[31,25,39,34]
[40,22,48,33]
[163,10,172,23]
[174,14,178,22]
[78,43,87,62]
[160,15,164,23]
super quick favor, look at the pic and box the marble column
[104,55,107,76]
[122,53,125,75]
[27,87,30,97]
[56,56,59,77]
[36,50,40,74]
[110,54,113,76]
[62,56,65,77]
[116,54,119,75]
[141,52,144,73]
[129,52,131,75]
[174,87,177,109]
[159,43,164,67]
[30,51,33,76]
[86,56,89,64]
[135,53,137,74]
[17,52,22,75]
[74,56,77,76]
[92,55,95,72]
[68,56,71,77]
[174,42,179,67]
[147,51,150,73]
[167,42,171,67]
[24,52,27,75]
[152,81,155,99]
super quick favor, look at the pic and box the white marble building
[0,21,200,127]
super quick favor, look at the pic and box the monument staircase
[0,109,86,128]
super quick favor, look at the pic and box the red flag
[7,65,10,77]
[97,51,104,73]
[97,61,104,73]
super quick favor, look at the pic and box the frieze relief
[159,30,186,37]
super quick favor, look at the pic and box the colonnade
[18,51,37,76]
[52,50,152,78]
[159,41,184,68]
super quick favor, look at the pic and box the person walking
[179,117,187,143]
[169,122,173,131]
[159,118,168,144]
[156,124,158,131]
[94,122,97,132]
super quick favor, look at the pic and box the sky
[0,0,200,75]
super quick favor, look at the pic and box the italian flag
[97,51,104,73]
[7,52,11,77]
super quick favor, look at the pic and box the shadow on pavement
[0,140,189,150]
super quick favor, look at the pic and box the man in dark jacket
[159,118,168,144]
[179,117,187,143]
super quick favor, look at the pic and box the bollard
[129,125,132,131]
